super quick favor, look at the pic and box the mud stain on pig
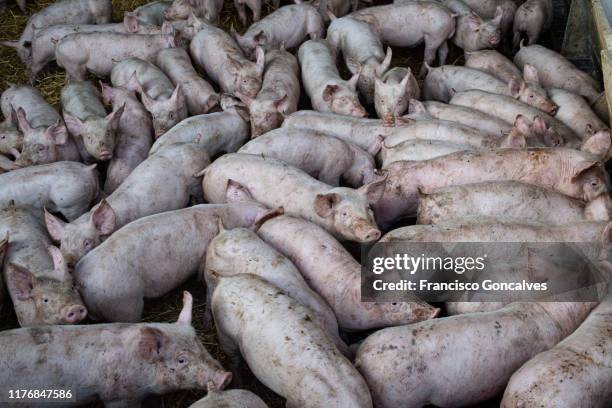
[29,327,53,345]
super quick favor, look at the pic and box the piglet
[111,57,187,138]
[548,88,609,137]
[442,0,502,52]
[298,39,366,118]
[514,44,603,103]
[61,81,124,162]
[233,0,279,25]
[258,215,440,330]
[232,3,324,57]
[189,389,269,408]
[235,49,300,137]
[55,29,179,81]
[0,292,231,406]
[326,15,392,103]
[0,206,87,326]
[374,67,419,125]
[1,0,112,63]
[157,47,219,115]
[125,0,173,26]
[464,49,522,82]
[75,203,280,322]
[238,127,379,187]
[45,142,210,266]
[100,82,153,194]
[513,0,552,47]
[164,0,224,24]
[0,161,99,221]
[190,21,265,98]
[460,0,517,44]
[1,84,79,166]
[379,139,472,165]
[202,153,385,242]
[212,274,373,407]
[314,0,357,19]
[150,95,250,156]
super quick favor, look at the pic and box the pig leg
[437,41,449,66]
[235,0,248,25]
[421,37,441,76]
[217,329,246,386]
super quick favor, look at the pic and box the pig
[417,181,612,225]
[326,15,392,103]
[514,43,603,103]
[55,29,179,81]
[74,203,280,322]
[212,274,374,407]
[156,48,219,116]
[0,292,232,406]
[314,0,358,19]
[125,0,173,26]
[190,21,265,98]
[110,57,187,138]
[0,122,23,158]
[379,139,473,165]
[0,0,112,63]
[501,297,612,408]
[232,3,325,57]
[382,117,528,150]
[464,49,522,82]
[233,0,280,25]
[0,154,19,172]
[282,110,409,151]
[258,215,440,330]
[548,87,609,137]
[28,15,163,81]
[0,206,87,326]
[298,39,366,117]
[238,127,379,187]
[1,84,80,166]
[0,161,99,221]
[235,49,300,137]
[407,99,513,137]
[61,81,124,162]
[355,302,596,408]
[203,226,348,354]
[424,65,558,115]
[441,0,503,52]
[350,3,456,75]
[450,90,578,145]
[375,146,610,226]
[512,0,553,47]
[189,389,269,408]
[374,67,419,125]
[164,0,224,23]
[45,142,210,267]
[460,0,517,43]
[0,235,6,309]
[150,95,250,156]
[202,153,385,243]
[100,83,153,194]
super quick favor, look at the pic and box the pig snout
[62,304,88,323]
[98,150,113,161]
[361,228,381,242]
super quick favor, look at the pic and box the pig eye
[177,357,187,365]
[83,240,93,250]
[42,297,49,304]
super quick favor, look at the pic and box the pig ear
[177,291,193,325]
[161,21,175,36]
[106,103,125,130]
[601,221,612,250]
[90,200,116,236]
[468,12,482,29]
[125,72,143,94]
[345,57,362,75]
[513,114,532,135]
[253,206,284,230]
[523,64,540,84]
[571,161,598,182]
[123,12,139,33]
[358,174,387,205]
[170,85,183,104]
[46,246,70,281]
[400,70,412,89]
[253,30,268,45]
[138,327,169,362]
[492,6,503,24]
[322,84,340,102]
[63,112,83,136]
[347,71,360,91]
[376,47,392,76]
[141,92,156,111]
[7,263,36,300]
[507,78,523,98]
[367,135,384,156]
[44,209,66,242]
[99,81,114,105]
[45,121,67,145]
[15,107,33,134]
[226,179,254,203]
[501,129,526,148]
[314,193,341,218]
[255,47,265,77]
[408,99,426,114]
[532,116,548,134]
[273,94,290,113]
[581,130,611,158]
[235,91,254,107]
